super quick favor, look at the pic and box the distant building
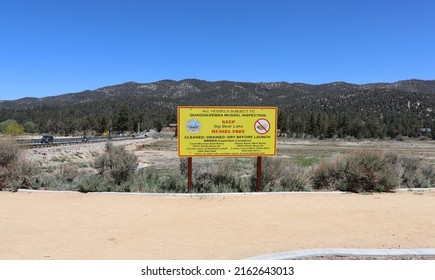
[418,128,432,136]
[420,127,432,133]
[168,123,177,131]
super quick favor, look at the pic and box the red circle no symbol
[254,119,270,134]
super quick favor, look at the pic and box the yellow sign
[178,106,277,157]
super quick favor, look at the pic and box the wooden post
[256,156,262,192]
[187,157,192,192]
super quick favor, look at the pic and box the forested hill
[1,79,434,139]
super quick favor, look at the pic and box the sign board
[178,106,277,157]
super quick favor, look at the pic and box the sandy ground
[1,190,435,260]
[23,137,435,172]
[24,138,160,170]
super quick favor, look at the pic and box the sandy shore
[1,190,435,260]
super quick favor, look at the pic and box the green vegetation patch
[1,140,434,193]
[294,156,321,167]
[137,139,177,151]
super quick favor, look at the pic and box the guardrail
[16,136,146,148]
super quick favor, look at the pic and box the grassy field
[9,133,433,193]
[137,134,435,170]
[277,138,435,165]
[132,134,435,191]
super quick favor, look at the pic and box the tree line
[0,102,176,136]
[278,109,434,140]
[1,105,434,140]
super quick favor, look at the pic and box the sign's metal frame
[178,106,277,157]
[177,106,278,192]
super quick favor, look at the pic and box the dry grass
[6,135,434,192]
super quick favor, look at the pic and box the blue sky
[1,0,434,100]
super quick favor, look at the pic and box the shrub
[0,160,41,191]
[192,161,253,193]
[400,157,435,188]
[0,138,21,167]
[122,167,186,193]
[253,157,312,192]
[179,158,252,193]
[193,163,231,192]
[0,139,38,191]
[179,158,188,176]
[58,164,80,183]
[312,151,401,193]
[310,154,346,191]
[72,174,115,193]
[94,143,138,185]
[36,174,70,191]
[0,120,24,136]
[26,163,86,191]
[8,159,42,191]
[385,153,435,188]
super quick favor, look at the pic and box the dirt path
[1,190,435,260]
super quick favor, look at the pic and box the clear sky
[1,0,434,100]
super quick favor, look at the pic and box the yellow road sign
[178,106,277,157]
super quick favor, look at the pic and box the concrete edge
[245,248,435,260]
[396,187,435,192]
[13,189,348,196]
[13,188,435,196]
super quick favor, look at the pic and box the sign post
[187,157,192,192]
[178,106,277,192]
[256,156,262,192]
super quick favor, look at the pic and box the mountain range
[1,79,435,110]
[0,79,434,138]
